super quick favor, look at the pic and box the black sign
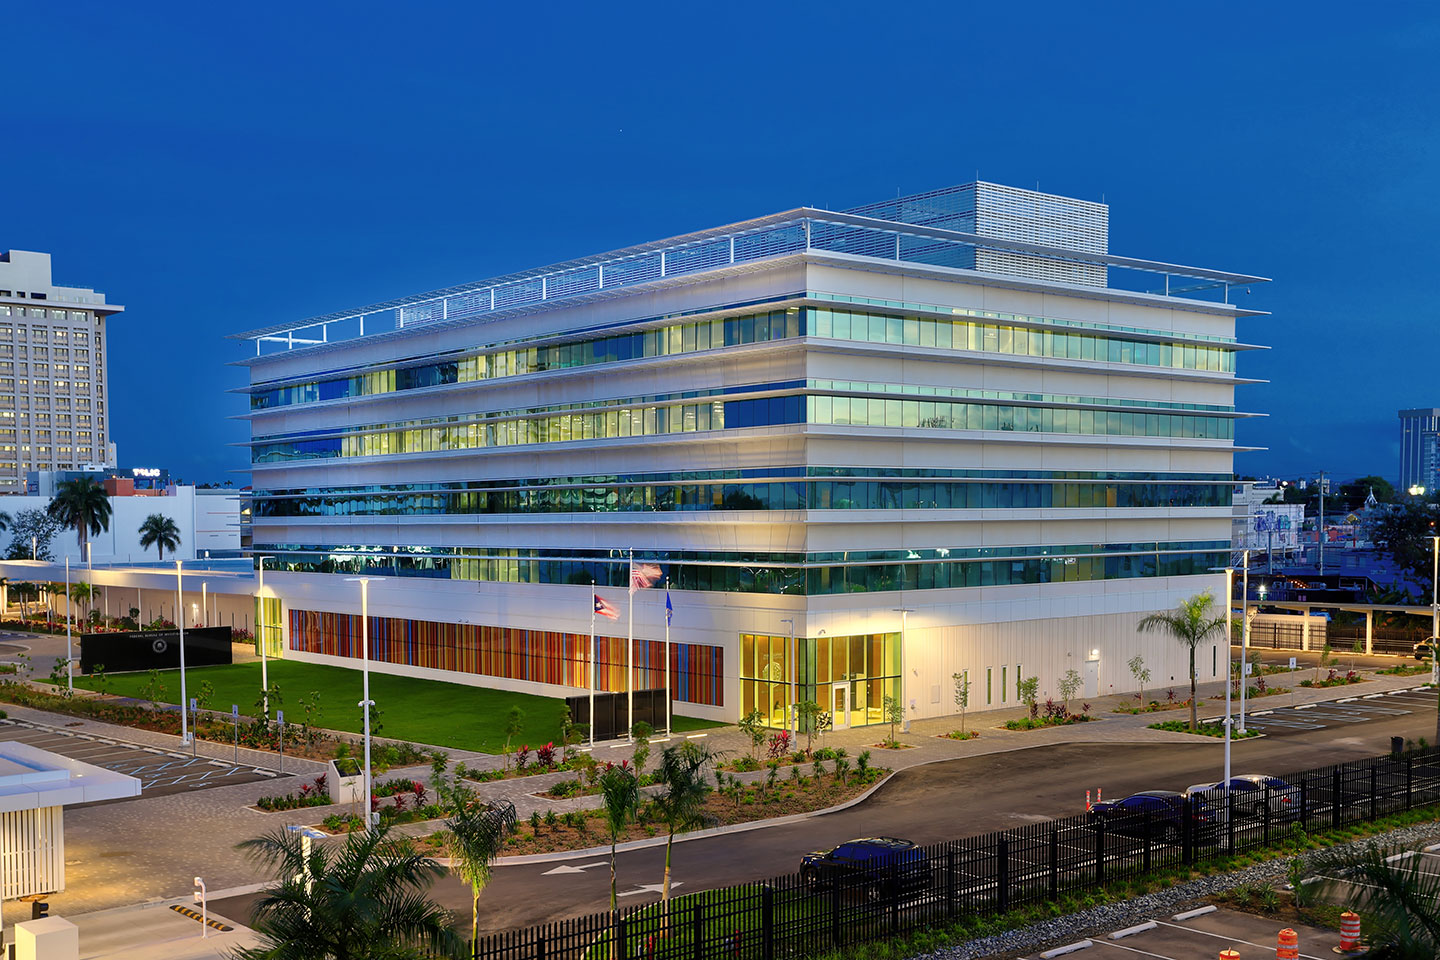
[80,626,234,674]
[566,688,668,742]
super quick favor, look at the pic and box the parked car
[800,837,934,900]
[1186,775,1300,821]
[1414,639,1435,661]
[1086,790,1217,843]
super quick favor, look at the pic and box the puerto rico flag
[593,593,620,620]
[630,561,662,594]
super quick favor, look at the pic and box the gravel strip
[911,819,1440,960]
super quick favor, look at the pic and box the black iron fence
[470,747,1440,960]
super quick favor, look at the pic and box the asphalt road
[211,691,1440,934]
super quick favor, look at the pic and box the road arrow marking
[542,861,608,876]
[620,882,681,897]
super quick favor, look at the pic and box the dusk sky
[7,3,1437,486]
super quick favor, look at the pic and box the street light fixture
[255,555,274,717]
[176,559,189,745]
[345,576,380,827]
[64,557,73,694]
[1239,549,1250,734]
[1223,567,1234,800]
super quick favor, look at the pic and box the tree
[137,513,181,561]
[738,708,766,761]
[1136,592,1234,732]
[68,582,93,624]
[951,671,970,735]
[1316,843,1440,958]
[445,800,517,959]
[1127,654,1151,705]
[598,762,641,912]
[502,706,524,761]
[10,582,38,619]
[882,695,904,745]
[1057,669,1081,712]
[234,824,462,960]
[47,478,111,553]
[795,700,822,755]
[5,509,62,561]
[1372,501,1438,592]
[1018,676,1039,720]
[1344,474,1397,503]
[650,742,717,935]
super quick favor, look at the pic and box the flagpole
[589,581,596,749]
[664,578,672,736]
[627,549,635,741]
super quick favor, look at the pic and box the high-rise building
[235,181,1266,727]
[0,251,120,492]
[1399,408,1440,494]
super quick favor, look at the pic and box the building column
[1365,610,1373,656]
[1301,606,1311,652]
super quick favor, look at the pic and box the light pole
[85,542,93,624]
[345,576,378,827]
[201,581,208,628]
[893,607,914,733]
[1239,549,1250,733]
[1432,536,1438,747]
[64,557,73,694]
[255,555,274,717]
[1223,567,1234,797]
[780,618,795,737]
[176,559,189,745]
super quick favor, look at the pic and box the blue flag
[665,589,673,627]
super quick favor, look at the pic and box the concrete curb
[494,770,897,866]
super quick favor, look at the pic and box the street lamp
[1239,549,1250,734]
[345,576,379,827]
[255,555,274,717]
[1432,536,1438,747]
[780,618,795,737]
[64,557,73,694]
[176,559,189,745]
[1223,567,1234,798]
[893,607,914,733]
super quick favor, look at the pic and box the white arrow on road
[541,861,607,876]
[619,882,682,897]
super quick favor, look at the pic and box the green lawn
[71,660,722,754]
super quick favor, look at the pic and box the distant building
[0,250,122,492]
[1232,482,1303,562]
[1398,407,1440,494]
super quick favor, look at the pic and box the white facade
[0,485,240,564]
[0,251,120,492]
[235,182,1266,725]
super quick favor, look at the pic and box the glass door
[832,685,849,729]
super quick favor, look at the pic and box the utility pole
[1317,470,1326,575]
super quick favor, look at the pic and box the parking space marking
[1153,920,1330,959]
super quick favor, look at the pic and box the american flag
[630,561,662,594]
[593,593,620,620]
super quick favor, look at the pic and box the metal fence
[468,747,1440,960]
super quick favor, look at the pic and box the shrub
[535,741,556,769]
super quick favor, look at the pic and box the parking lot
[1014,905,1348,960]
[0,717,277,799]
[1200,686,1436,735]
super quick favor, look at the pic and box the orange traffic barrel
[1219,950,1240,960]
[1337,911,1361,952]
[1277,927,1299,960]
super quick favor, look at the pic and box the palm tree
[10,582,37,619]
[137,513,181,561]
[46,478,111,553]
[235,824,463,960]
[1317,843,1440,958]
[68,582,93,625]
[1136,591,1234,732]
[444,799,517,959]
[598,762,641,912]
[651,742,718,934]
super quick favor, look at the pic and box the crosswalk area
[1201,687,1436,734]
[0,717,276,799]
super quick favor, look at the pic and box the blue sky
[7,2,1437,485]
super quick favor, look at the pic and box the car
[799,837,933,901]
[1414,639,1436,662]
[1086,790,1217,843]
[1185,775,1300,821]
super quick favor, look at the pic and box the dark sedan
[1087,789,1217,843]
[800,837,934,901]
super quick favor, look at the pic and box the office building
[0,250,120,492]
[234,181,1267,726]
[1399,408,1440,494]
